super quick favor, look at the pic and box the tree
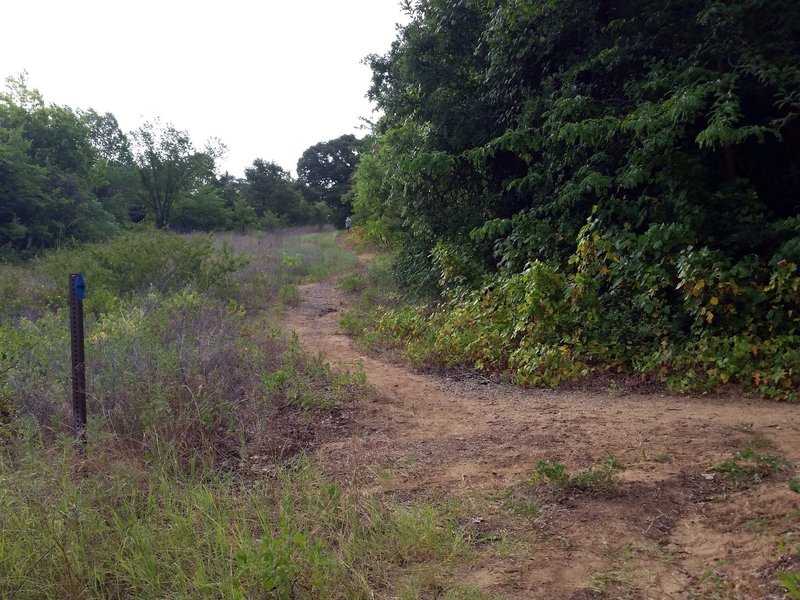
[244,159,307,223]
[171,185,230,231]
[297,134,362,225]
[353,0,800,373]
[79,109,141,222]
[131,119,220,228]
[0,74,118,249]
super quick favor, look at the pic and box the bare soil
[284,259,800,599]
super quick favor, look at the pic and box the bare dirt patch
[284,260,800,599]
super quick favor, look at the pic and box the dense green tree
[244,159,308,224]
[132,119,219,227]
[171,185,230,231]
[0,75,118,250]
[0,126,51,249]
[79,109,141,222]
[297,134,362,225]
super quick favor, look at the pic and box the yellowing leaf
[705,311,714,323]
[710,296,719,306]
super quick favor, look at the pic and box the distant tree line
[0,74,362,253]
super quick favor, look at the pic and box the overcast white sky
[0,0,406,176]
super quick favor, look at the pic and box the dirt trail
[284,262,800,599]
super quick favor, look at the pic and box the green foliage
[261,333,365,411]
[0,445,470,600]
[0,75,122,250]
[171,185,231,231]
[353,0,800,399]
[338,272,367,293]
[278,283,302,307]
[30,228,246,316]
[0,230,476,599]
[532,455,624,496]
[297,134,362,226]
[709,447,793,487]
[779,570,800,599]
[532,460,569,487]
[244,159,325,226]
[374,251,800,397]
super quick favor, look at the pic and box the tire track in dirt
[284,265,800,599]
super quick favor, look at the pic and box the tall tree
[244,159,307,223]
[0,74,118,249]
[80,109,141,222]
[297,134,362,225]
[355,0,800,341]
[131,119,219,227]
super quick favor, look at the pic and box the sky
[0,0,407,176]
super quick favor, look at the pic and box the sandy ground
[284,261,800,599]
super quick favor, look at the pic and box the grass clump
[338,272,367,293]
[709,447,793,488]
[779,570,800,599]
[532,454,624,497]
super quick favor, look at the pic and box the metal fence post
[69,273,87,442]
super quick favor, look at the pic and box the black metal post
[69,273,87,442]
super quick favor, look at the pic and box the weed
[532,460,569,487]
[569,466,618,495]
[531,455,624,496]
[695,561,730,596]
[709,447,793,487]
[503,498,542,521]
[778,571,800,600]
[278,283,302,307]
[0,230,486,598]
[338,273,367,293]
[588,567,635,594]
[790,476,800,494]
[559,536,576,550]
[0,446,473,599]
[339,253,402,351]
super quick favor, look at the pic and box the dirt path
[284,263,800,599]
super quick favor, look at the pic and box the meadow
[0,228,485,599]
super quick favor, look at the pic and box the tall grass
[0,228,484,598]
[0,440,468,599]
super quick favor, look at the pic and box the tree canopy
[297,134,362,226]
[352,0,800,397]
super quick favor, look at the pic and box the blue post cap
[74,272,87,301]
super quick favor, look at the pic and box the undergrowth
[0,443,470,599]
[370,256,799,400]
[338,253,402,351]
[709,446,794,488]
[0,229,486,597]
